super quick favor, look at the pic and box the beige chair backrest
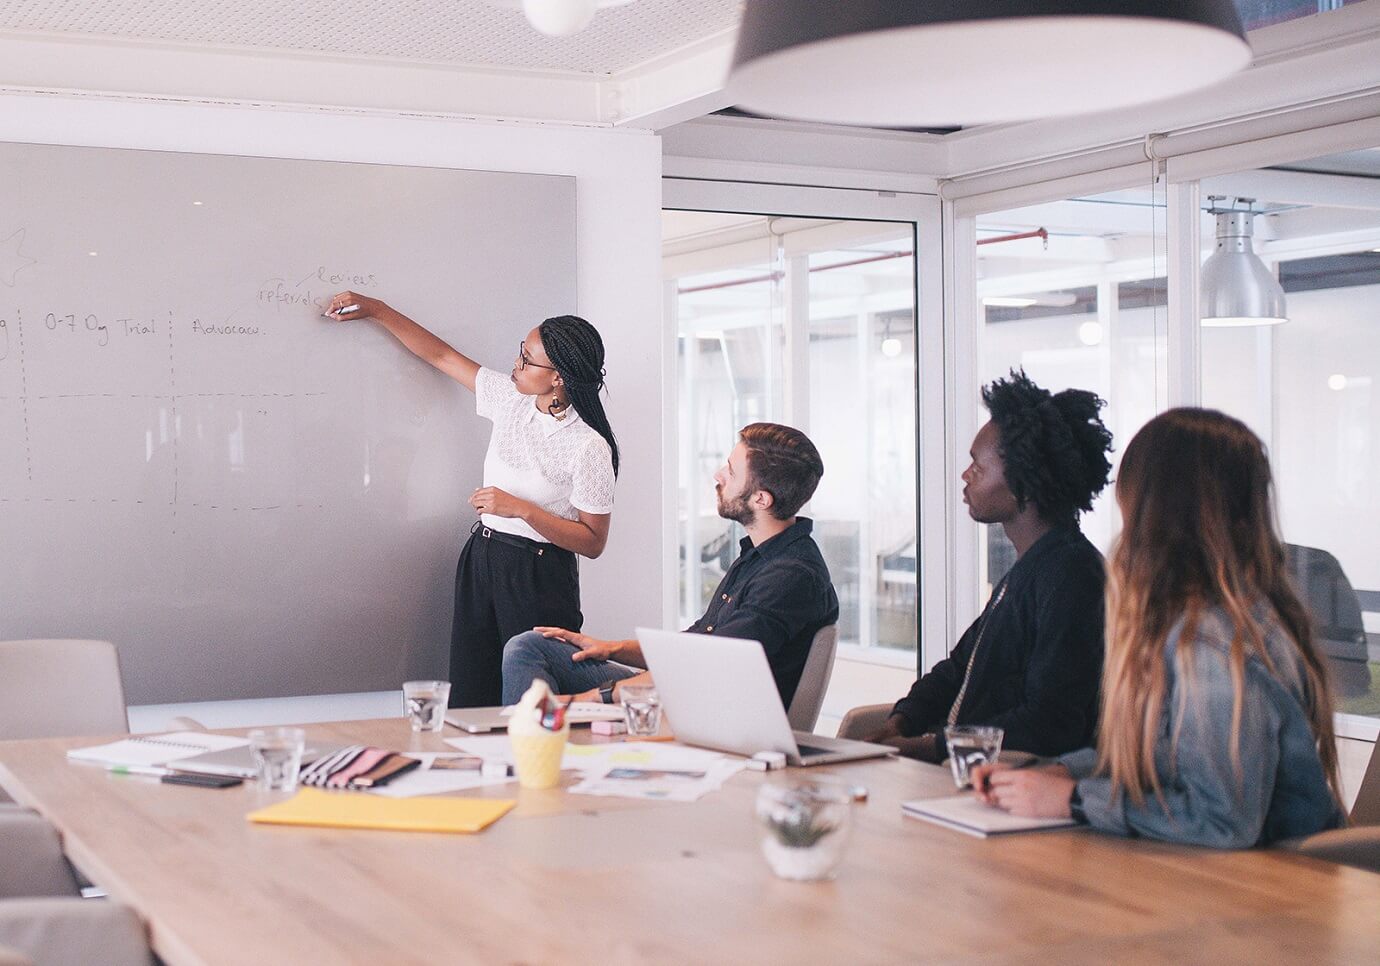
[786,625,838,733]
[0,941,31,966]
[0,809,81,899]
[0,899,152,966]
[1352,740,1380,827]
[1289,826,1380,875]
[837,703,892,741]
[0,640,128,740]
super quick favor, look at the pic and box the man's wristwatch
[598,682,616,705]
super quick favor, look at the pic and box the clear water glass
[944,725,1004,789]
[402,680,451,732]
[249,727,306,791]
[620,685,662,737]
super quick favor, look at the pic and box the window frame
[661,178,946,674]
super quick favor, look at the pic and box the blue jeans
[500,631,639,705]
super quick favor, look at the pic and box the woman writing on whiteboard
[324,292,619,708]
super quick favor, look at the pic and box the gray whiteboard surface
[0,142,576,704]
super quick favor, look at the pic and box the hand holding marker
[325,303,360,318]
[322,292,366,319]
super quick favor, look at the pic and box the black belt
[470,520,554,556]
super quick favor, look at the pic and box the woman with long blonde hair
[974,408,1345,846]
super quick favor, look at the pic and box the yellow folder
[247,788,516,834]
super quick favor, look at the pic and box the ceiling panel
[0,0,742,75]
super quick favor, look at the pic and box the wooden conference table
[3,718,1379,965]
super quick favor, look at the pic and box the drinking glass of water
[249,727,306,791]
[402,680,451,733]
[620,684,662,737]
[943,725,1004,790]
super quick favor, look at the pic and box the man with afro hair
[860,370,1113,762]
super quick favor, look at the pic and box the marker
[108,765,171,777]
[335,304,361,316]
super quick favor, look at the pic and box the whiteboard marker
[335,303,361,316]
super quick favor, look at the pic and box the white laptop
[636,628,896,767]
[169,740,345,780]
[445,702,625,734]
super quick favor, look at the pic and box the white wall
[0,92,665,689]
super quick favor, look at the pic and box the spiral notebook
[901,795,1080,838]
[66,731,249,768]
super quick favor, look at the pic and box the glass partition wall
[974,187,1169,596]
[664,212,920,660]
[1194,155,1380,724]
[964,147,1380,732]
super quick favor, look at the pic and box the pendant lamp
[1200,197,1287,327]
[728,1,1251,127]
[488,0,635,37]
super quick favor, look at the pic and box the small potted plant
[756,780,853,881]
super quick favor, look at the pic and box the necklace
[947,573,1011,726]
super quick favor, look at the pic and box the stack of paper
[367,753,515,799]
[569,758,746,803]
[445,736,747,803]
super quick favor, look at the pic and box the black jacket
[688,518,839,709]
[892,526,1105,757]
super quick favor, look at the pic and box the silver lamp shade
[1201,209,1287,327]
[728,1,1251,127]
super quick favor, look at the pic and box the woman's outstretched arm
[325,291,480,392]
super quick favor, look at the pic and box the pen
[977,755,1040,794]
[108,765,172,777]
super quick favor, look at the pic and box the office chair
[1278,741,1380,872]
[0,810,81,899]
[0,640,201,809]
[1286,826,1380,875]
[0,810,152,965]
[1284,544,1371,699]
[786,625,838,732]
[1348,739,1380,828]
[837,703,891,741]
[0,900,152,966]
[0,640,129,740]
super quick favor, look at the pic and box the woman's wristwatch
[598,682,617,704]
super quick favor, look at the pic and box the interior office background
[0,0,1374,792]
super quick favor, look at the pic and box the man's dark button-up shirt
[892,526,1105,757]
[687,517,839,709]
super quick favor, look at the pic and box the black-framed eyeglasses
[518,342,557,372]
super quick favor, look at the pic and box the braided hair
[538,315,620,477]
[982,369,1113,529]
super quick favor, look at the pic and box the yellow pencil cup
[510,725,569,790]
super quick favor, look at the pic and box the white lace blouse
[474,366,615,544]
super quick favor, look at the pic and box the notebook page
[67,731,248,767]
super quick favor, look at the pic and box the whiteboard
[0,141,576,704]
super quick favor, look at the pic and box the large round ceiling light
[729,1,1251,127]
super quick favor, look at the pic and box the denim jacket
[1059,605,1346,848]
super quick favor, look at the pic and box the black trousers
[448,525,583,708]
